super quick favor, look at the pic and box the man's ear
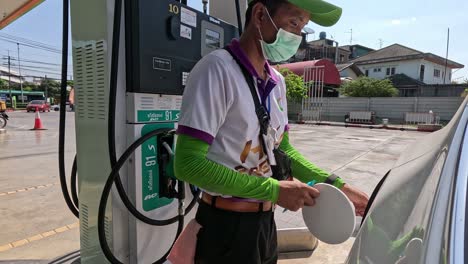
[251,3,265,28]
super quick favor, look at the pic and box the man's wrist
[325,173,345,189]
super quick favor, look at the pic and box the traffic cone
[31,107,47,130]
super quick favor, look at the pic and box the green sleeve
[174,134,280,202]
[279,132,345,189]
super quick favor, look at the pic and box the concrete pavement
[0,111,78,262]
[0,111,427,263]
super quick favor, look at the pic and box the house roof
[350,44,464,69]
[277,59,342,86]
[340,44,374,52]
[336,63,364,76]
[336,63,353,71]
[0,0,45,29]
[388,73,426,87]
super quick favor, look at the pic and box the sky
[1,0,467,82]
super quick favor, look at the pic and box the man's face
[259,2,310,43]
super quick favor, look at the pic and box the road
[0,111,78,261]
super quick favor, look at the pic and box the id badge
[263,126,277,165]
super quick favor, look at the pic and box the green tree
[340,77,399,97]
[22,81,38,91]
[38,79,61,99]
[280,69,307,100]
[0,79,7,90]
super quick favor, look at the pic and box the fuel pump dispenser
[66,0,238,263]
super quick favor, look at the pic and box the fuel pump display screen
[205,29,221,49]
[125,0,238,95]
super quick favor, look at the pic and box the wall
[359,59,421,80]
[339,68,358,79]
[289,97,465,123]
[358,59,454,84]
[421,59,452,84]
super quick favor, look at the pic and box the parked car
[26,100,51,112]
[52,102,71,112]
[345,97,467,264]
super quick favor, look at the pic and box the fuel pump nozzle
[158,133,181,200]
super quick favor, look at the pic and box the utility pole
[443,28,450,84]
[378,39,384,49]
[345,28,353,45]
[45,75,48,100]
[7,51,12,108]
[202,0,208,14]
[17,43,24,103]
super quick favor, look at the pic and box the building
[340,44,374,60]
[278,59,341,97]
[291,32,351,64]
[304,38,351,64]
[351,44,464,85]
[389,74,466,97]
[0,66,23,84]
[336,63,364,80]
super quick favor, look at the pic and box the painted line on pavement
[0,222,79,252]
[0,182,60,197]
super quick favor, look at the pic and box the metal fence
[301,66,325,122]
[405,112,439,125]
[289,97,464,124]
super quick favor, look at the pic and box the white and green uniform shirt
[177,39,289,198]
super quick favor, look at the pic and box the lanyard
[267,95,271,114]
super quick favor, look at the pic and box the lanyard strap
[224,47,270,136]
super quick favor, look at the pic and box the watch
[325,173,340,185]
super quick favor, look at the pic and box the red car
[26,100,51,112]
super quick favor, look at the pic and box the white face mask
[258,8,303,62]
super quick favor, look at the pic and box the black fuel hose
[58,0,201,262]
[70,155,79,209]
[235,0,243,35]
[106,0,199,227]
[98,128,183,264]
[100,0,199,262]
[58,0,79,218]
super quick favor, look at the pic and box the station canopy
[0,0,44,29]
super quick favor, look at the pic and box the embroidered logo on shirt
[235,138,270,176]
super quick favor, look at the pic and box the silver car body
[346,97,467,264]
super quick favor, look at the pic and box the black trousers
[194,201,278,264]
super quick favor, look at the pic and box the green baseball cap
[249,0,343,27]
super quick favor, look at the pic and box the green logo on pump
[141,123,174,211]
[138,110,180,122]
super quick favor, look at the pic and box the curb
[297,122,432,132]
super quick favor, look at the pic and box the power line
[2,63,70,77]
[2,49,72,59]
[4,57,72,67]
[0,33,62,53]
[5,60,72,70]
[0,33,61,50]
[6,64,72,73]
[4,62,73,73]
[0,37,61,54]
[0,33,73,57]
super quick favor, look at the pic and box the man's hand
[277,180,320,211]
[341,184,369,216]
